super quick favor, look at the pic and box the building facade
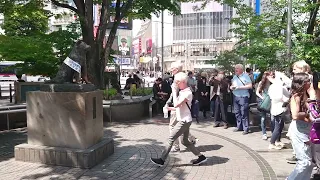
[158,1,237,71]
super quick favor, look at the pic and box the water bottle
[163,106,168,118]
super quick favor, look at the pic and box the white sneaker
[275,141,285,148]
[262,134,268,140]
[269,144,282,150]
[171,147,180,152]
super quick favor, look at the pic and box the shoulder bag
[257,93,271,113]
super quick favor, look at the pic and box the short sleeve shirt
[176,87,193,123]
[232,73,252,97]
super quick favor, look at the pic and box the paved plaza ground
[0,117,297,180]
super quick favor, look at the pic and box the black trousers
[213,95,228,125]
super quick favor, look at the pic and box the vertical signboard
[118,36,131,57]
[146,39,152,54]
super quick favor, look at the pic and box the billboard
[107,16,132,30]
[107,3,132,29]
[93,4,133,30]
[118,36,131,57]
[181,1,223,14]
[173,11,232,27]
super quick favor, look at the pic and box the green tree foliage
[0,0,81,76]
[219,0,320,71]
[0,35,58,76]
[206,50,243,74]
[2,0,49,36]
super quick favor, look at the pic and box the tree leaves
[2,0,50,36]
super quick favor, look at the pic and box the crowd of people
[149,60,320,180]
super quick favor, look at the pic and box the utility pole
[286,0,292,61]
[161,10,164,78]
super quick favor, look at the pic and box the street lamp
[286,0,292,61]
[161,10,164,78]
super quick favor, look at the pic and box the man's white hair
[170,61,183,70]
[235,64,244,70]
[174,72,188,82]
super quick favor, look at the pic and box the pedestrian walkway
[0,118,295,180]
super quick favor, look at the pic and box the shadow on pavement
[0,128,27,162]
[173,156,229,167]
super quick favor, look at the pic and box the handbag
[257,93,271,112]
[310,123,320,144]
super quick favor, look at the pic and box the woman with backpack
[286,73,313,180]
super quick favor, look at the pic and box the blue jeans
[287,121,313,180]
[270,115,284,144]
[233,96,249,132]
[257,98,267,135]
[260,112,267,135]
[213,95,228,125]
[210,100,215,117]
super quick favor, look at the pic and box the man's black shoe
[192,155,207,165]
[150,158,164,167]
[213,123,220,128]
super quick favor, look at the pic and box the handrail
[0,109,26,114]
[0,104,26,111]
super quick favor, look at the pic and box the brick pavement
[0,117,297,180]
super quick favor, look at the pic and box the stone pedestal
[15,90,114,169]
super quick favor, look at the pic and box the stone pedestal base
[14,90,114,169]
[15,138,114,169]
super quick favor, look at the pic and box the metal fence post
[6,114,10,130]
[9,84,12,103]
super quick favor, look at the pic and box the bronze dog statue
[46,40,90,84]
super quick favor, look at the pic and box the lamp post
[286,0,292,61]
[161,10,164,78]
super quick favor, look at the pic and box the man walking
[151,72,207,166]
[230,64,252,135]
[165,62,196,152]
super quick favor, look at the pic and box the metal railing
[0,84,14,103]
[0,104,26,130]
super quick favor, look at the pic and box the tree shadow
[0,128,27,162]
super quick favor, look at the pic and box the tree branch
[51,0,78,14]
[96,0,111,42]
[307,2,320,35]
